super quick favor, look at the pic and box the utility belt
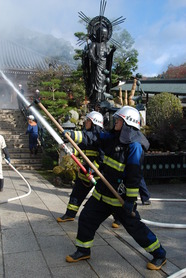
[95,179,139,201]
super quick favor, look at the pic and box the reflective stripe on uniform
[67,203,79,212]
[76,238,94,248]
[74,131,83,143]
[82,150,99,157]
[126,188,139,198]
[73,148,79,156]
[144,239,160,253]
[93,160,99,169]
[78,171,100,182]
[92,188,122,207]
[103,156,125,172]
[92,188,101,201]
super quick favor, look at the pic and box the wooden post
[129,78,137,106]
[118,87,123,106]
[124,90,128,105]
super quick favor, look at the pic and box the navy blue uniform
[63,125,102,218]
[75,129,166,259]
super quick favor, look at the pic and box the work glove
[62,130,71,137]
[123,200,135,214]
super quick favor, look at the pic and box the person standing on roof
[26,115,38,155]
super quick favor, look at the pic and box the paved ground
[0,169,186,278]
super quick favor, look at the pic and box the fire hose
[0,70,124,206]
[34,99,125,206]
[35,100,186,229]
[167,268,186,278]
[0,70,186,229]
[0,158,32,204]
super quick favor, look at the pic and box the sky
[0,0,186,77]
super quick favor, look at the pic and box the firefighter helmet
[113,106,140,130]
[27,115,35,121]
[86,111,103,128]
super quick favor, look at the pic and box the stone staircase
[0,109,43,170]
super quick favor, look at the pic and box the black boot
[0,179,4,192]
[66,247,91,263]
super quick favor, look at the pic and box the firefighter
[66,106,166,271]
[56,111,104,222]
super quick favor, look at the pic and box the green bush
[53,166,64,175]
[53,155,78,185]
[42,155,55,170]
[147,92,183,151]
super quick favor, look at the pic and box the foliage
[39,90,69,119]
[158,63,186,79]
[28,68,86,177]
[41,79,61,100]
[28,68,83,121]
[65,64,86,108]
[53,166,64,175]
[60,155,78,172]
[146,92,183,151]
[53,155,78,184]
[42,154,56,170]
[112,29,138,80]
[28,67,70,98]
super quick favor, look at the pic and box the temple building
[0,39,52,109]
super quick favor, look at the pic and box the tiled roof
[112,79,186,95]
[0,39,49,72]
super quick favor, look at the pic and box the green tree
[112,29,138,80]
[147,92,183,151]
[42,79,61,100]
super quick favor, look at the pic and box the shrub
[53,155,78,186]
[42,155,55,170]
[146,92,183,151]
[53,166,64,175]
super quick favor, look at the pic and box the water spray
[0,70,128,205]
[34,99,127,206]
[0,70,98,186]
[1,70,186,228]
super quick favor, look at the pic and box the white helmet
[113,106,140,130]
[27,115,35,121]
[86,111,103,128]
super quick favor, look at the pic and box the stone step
[8,148,40,153]
[0,131,27,136]
[0,130,26,135]
[0,109,44,170]
[1,134,28,139]
[0,124,26,129]
[3,163,43,170]
[7,150,42,157]
[3,157,42,164]
[5,138,29,143]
